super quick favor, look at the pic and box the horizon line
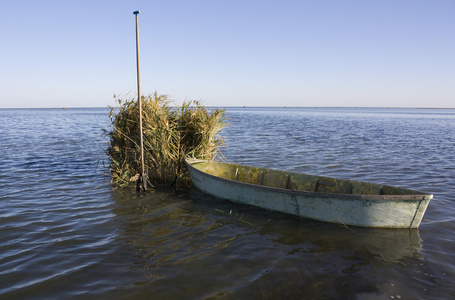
[1,105,454,110]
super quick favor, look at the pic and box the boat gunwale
[186,159,433,202]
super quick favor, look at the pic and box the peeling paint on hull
[186,158,432,228]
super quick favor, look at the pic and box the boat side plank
[185,159,432,228]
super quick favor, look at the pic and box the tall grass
[106,93,226,188]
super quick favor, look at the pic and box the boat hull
[185,159,432,228]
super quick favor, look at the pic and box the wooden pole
[134,10,146,191]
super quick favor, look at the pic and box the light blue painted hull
[186,158,432,228]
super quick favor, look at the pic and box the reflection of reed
[113,187,250,280]
[135,218,234,280]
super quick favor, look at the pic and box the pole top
[133,10,140,15]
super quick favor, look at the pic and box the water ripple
[1,107,454,299]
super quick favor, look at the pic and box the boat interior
[190,160,426,196]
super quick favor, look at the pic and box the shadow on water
[111,186,425,299]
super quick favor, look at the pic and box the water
[0,107,454,299]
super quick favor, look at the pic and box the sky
[0,0,454,108]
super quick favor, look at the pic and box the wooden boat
[185,158,432,228]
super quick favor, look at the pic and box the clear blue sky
[0,0,454,108]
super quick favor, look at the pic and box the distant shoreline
[1,106,454,110]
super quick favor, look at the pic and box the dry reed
[105,93,226,188]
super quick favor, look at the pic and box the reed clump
[106,93,226,188]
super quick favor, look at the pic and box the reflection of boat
[185,158,433,228]
[261,221,424,264]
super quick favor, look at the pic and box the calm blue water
[0,107,454,299]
